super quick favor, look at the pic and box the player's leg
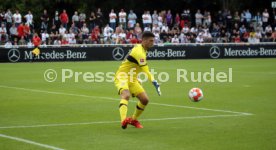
[115,78,131,129]
[129,82,148,128]
[133,92,149,120]
[119,89,130,120]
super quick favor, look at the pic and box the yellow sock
[132,101,146,120]
[119,99,128,122]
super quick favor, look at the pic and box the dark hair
[142,31,155,39]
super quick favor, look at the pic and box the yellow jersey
[115,44,154,82]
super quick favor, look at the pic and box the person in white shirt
[72,11,80,27]
[142,11,152,29]
[103,24,114,42]
[109,9,117,30]
[171,35,180,43]
[195,9,203,26]
[24,10,33,28]
[0,23,8,42]
[119,29,126,42]
[27,41,34,48]
[196,33,204,43]
[4,41,13,48]
[68,37,77,45]
[41,31,49,43]
[13,10,22,27]
[144,26,151,32]
[59,25,66,35]
[53,39,61,46]
[152,24,160,34]
[161,23,169,33]
[5,9,13,30]
[81,23,89,39]
[262,9,269,28]
[119,9,127,30]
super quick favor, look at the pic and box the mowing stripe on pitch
[0,133,64,150]
[0,85,253,115]
[0,114,250,129]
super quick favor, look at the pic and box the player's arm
[140,65,161,96]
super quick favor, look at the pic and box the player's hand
[152,80,161,96]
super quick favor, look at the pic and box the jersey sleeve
[127,46,147,66]
[126,46,155,82]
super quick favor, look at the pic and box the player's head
[142,31,155,49]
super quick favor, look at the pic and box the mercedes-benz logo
[209,46,221,59]
[8,49,20,62]
[112,47,125,60]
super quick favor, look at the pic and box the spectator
[53,11,61,28]
[225,10,232,30]
[5,9,13,33]
[59,24,66,36]
[128,10,137,30]
[134,23,142,39]
[81,23,89,40]
[126,29,134,43]
[4,40,13,48]
[24,10,33,29]
[72,11,80,28]
[79,11,86,28]
[166,10,173,28]
[262,9,269,29]
[53,38,61,46]
[41,30,49,44]
[60,9,69,29]
[95,8,104,27]
[174,13,180,28]
[171,34,179,43]
[9,23,18,41]
[152,10,158,26]
[13,10,22,27]
[69,23,80,35]
[0,23,8,42]
[161,23,169,33]
[32,33,41,47]
[109,9,117,30]
[233,11,241,25]
[61,36,69,45]
[142,11,152,29]
[24,23,31,42]
[204,11,212,27]
[195,9,203,26]
[89,12,96,32]
[17,23,25,39]
[248,32,258,43]
[119,9,127,30]
[245,9,252,26]
[18,36,26,45]
[41,9,49,32]
[196,33,204,43]
[253,12,262,30]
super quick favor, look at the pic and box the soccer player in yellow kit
[114,31,161,129]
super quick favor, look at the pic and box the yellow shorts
[114,77,145,97]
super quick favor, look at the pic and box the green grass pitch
[0,59,276,150]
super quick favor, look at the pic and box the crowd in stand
[1,8,276,48]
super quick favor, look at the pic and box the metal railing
[1,42,276,48]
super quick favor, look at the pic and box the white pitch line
[0,85,253,115]
[0,133,64,150]
[0,114,250,129]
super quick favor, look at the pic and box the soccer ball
[188,88,203,102]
